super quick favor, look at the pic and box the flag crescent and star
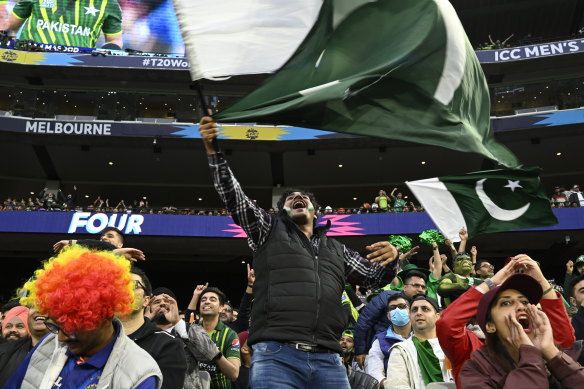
[172,0,558,240]
[475,179,531,221]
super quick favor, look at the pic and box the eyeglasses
[45,321,76,340]
[133,280,146,290]
[480,264,494,270]
[222,308,233,313]
[388,303,409,311]
[404,283,427,290]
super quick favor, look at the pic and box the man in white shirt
[385,296,452,389]
[568,185,584,207]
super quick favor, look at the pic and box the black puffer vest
[248,215,346,353]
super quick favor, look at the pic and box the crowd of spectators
[1,121,584,388]
[0,30,69,53]
[476,29,584,50]
[550,184,584,208]
[1,226,584,389]
[2,182,582,216]
[2,184,428,216]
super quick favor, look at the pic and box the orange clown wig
[20,246,136,334]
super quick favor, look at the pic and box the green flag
[213,0,519,167]
[406,167,558,241]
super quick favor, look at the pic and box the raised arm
[390,187,397,199]
[430,242,443,280]
[458,228,468,253]
[199,116,272,250]
[230,264,254,333]
[470,245,477,265]
[502,33,514,44]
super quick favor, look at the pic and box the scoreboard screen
[0,0,185,54]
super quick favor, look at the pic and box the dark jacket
[76,239,117,251]
[228,290,253,334]
[249,216,347,352]
[347,366,379,389]
[353,290,401,355]
[128,318,187,389]
[0,337,33,388]
[573,306,584,341]
[460,344,584,388]
[568,192,583,206]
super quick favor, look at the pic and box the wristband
[212,351,223,363]
[483,278,495,290]
[247,284,253,288]
[542,286,554,295]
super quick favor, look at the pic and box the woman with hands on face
[459,269,584,388]
[436,255,578,386]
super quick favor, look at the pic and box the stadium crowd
[0,118,583,389]
[1,226,584,389]
[2,181,582,216]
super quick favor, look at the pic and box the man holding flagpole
[198,116,399,389]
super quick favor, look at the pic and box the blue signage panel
[0,208,582,237]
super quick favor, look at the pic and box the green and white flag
[406,167,558,242]
[172,0,323,80]
[211,0,518,167]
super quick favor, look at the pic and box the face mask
[390,308,410,326]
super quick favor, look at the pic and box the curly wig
[20,246,135,334]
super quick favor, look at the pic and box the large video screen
[0,0,185,54]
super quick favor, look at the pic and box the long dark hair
[483,330,516,373]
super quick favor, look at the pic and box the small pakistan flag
[406,167,558,241]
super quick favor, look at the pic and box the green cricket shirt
[12,0,122,48]
[198,320,241,389]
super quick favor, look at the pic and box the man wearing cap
[339,330,359,371]
[436,254,576,386]
[564,255,584,298]
[122,268,187,389]
[568,184,584,207]
[387,295,452,388]
[147,287,188,339]
[365,294,412,388]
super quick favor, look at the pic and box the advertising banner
[0,208,581,237]
[1,109,581,141]
[476,39,584,63]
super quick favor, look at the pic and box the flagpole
[195,80,211,115]
[195,80,220,150]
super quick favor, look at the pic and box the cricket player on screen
[4,0,123,48]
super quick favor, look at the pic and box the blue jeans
[249,341,350,389]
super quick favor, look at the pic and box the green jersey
[12,0,122,48]
[393,197,406,212]
[198,320,241,389]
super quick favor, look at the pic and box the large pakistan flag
[193,0,519,167]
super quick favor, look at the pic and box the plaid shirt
[208,153,398,289]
